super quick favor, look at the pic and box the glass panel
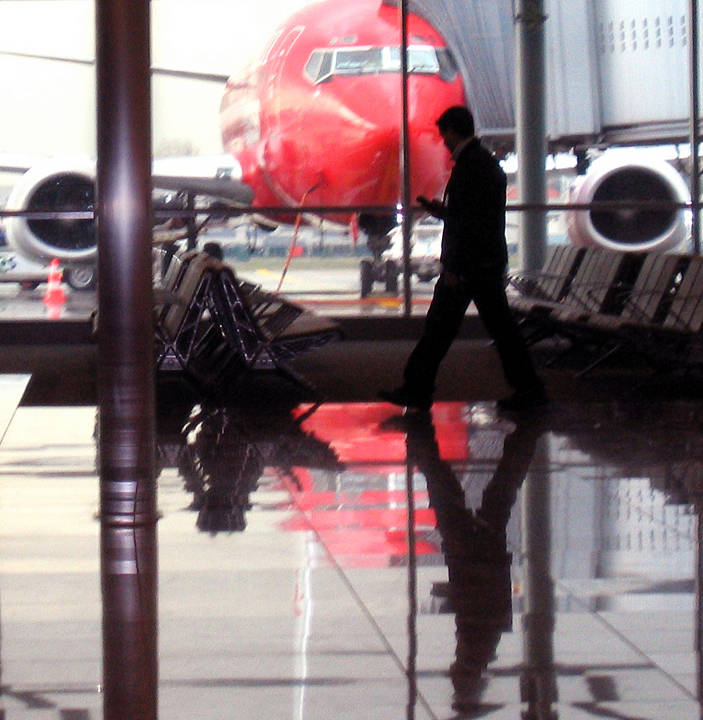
[387,46,441,74]
[436,47,459,81]
[0,0,699,311]
[304,49,333,83]
[407,45,440,73]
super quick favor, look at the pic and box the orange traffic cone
[43,259,66,309]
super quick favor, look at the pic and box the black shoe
[497,387,549,412]
[378,387,432,412]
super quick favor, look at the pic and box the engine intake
[567,150,690,253]
[5,158,96,264]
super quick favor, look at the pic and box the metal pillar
[515,0,548,273]
[405,445,419,719]
[95,0,158,717]
[400,0,414,317]
[690,0,701,254]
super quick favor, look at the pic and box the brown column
[101,524,159,720]
[95,0,159,717]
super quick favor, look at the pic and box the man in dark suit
[380,106,546,412]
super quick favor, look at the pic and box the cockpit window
[388,46,437,73]
[335,47,384,73]
[304,45,458,83]
[304,49,333,83]
[435,48,459,82]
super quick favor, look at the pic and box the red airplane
[219,0,465,292]
[220,0,464,221]
[3,0,465,292]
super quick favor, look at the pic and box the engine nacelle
[566,150,691,253]
[4,157,96,264]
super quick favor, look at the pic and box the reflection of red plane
[4,0,465,291]
[278,402,471,567]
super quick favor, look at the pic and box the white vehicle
[0,243,94,291]
[360,220,443,298]
[386,221,443,283]
[0,249,50,290]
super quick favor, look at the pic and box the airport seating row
[154,250,342,394]
[508,245,703,377]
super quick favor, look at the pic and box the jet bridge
[404,0,694,150]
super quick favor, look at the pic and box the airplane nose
[342,81,457,207]
[362,122,451,208]
[340,125,401,206]
[408,129,452,202]
[330,107,449,209]
[261,72,462,214]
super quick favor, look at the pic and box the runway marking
[253,268,279,277]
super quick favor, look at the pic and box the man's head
[436,106,475,154]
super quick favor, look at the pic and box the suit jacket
[437,137,508,276]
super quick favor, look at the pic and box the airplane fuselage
[220,0,466,223]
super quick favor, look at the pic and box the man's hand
[417,195,444,218]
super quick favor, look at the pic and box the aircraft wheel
[65,265,96,291]
[360,259,374,298]
[385,259,399,295]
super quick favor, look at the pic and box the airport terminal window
[304,45,457,83]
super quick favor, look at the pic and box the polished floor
[1,366,702,719]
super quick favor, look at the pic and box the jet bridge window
[304,45,458,83]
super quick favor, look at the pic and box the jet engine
[4,157,97,265]
[566,150,691,253]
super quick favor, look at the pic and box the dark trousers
[403,270,541,397]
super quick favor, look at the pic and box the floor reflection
[1,388,703,718]
[157,402,342,535]
[156,399,702,717]
[391,410,538,715]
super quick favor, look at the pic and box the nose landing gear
[360,256,399,298]
[359,221,400,298]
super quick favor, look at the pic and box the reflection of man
[379,106,546,412]
[395,409,543,713]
